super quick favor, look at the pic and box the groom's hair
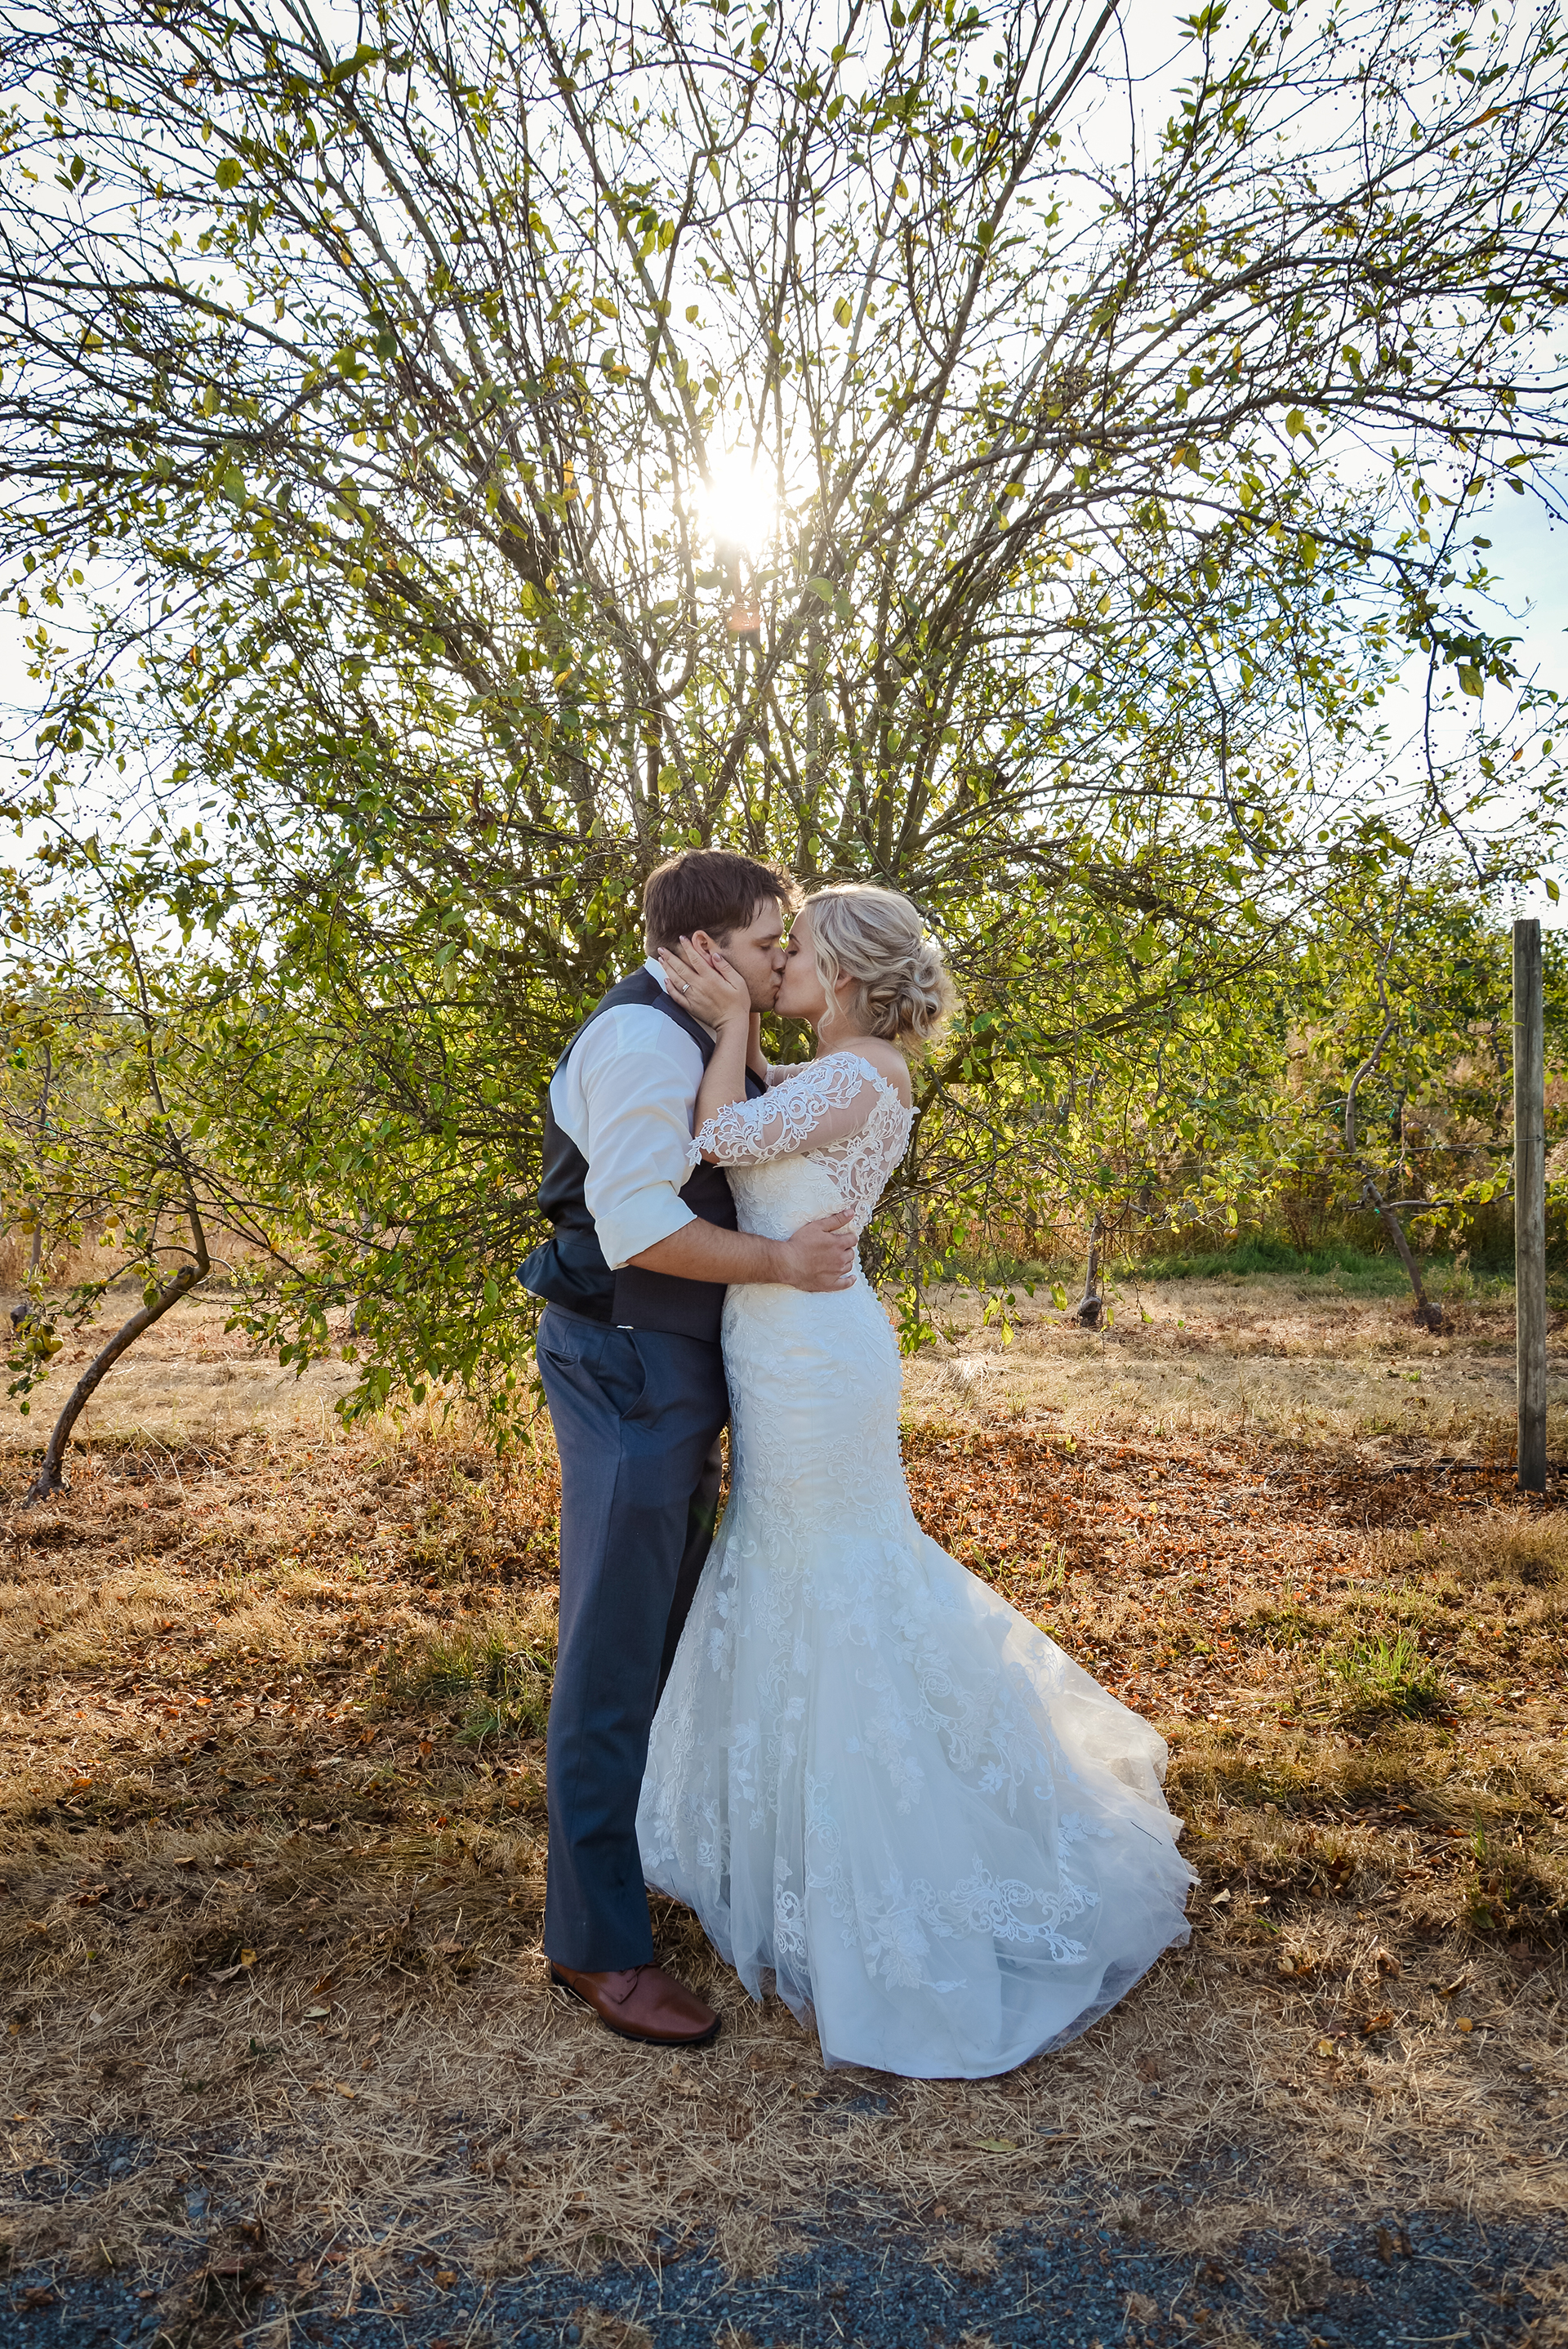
[643,849,797,951]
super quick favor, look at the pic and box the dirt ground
[1,1278,1566,2346]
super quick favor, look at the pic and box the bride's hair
[805,885,958,1051]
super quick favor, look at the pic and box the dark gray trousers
[535,1304,730,1971]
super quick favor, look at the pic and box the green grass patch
[1321,1630,1452,1730]
[1132,1237,1419,1290]
[376,1611,556,1742]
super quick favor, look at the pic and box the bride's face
[775,910,829,1023]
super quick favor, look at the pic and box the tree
[0,821,329,1496]
[0,0,1564,1406]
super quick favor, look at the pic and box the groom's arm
[572,1006,856,1291]
[628,1211,857,1293]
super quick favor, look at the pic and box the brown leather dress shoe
[548,1961,719,2047]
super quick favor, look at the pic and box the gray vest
[519,968,765,1344]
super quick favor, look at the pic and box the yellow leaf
[1455,2017,1474,2033]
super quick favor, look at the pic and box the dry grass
[4,1290,362,1452]
[0,1280,1566,2333]
[903,1271,1568,1457]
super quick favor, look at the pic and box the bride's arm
[657,935,752,1130]
[692,1058,884,1166]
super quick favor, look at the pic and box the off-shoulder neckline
[788,1049,911,1108]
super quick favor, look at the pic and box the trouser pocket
[537,1310,648,1423]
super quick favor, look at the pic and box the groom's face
[697,896,787,1010]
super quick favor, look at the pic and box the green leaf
[1456,663,1483,698]
[215,158,243,191]
[833,295,853,328]
[1285,408,1306,436]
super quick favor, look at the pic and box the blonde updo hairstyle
[804,884,958,1052]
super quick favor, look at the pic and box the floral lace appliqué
[689,1053,912,1236]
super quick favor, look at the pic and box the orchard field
[3,0,1568,2333]
[2,1268,1565,2347]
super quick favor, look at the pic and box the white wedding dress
[637,1051,1194,2078]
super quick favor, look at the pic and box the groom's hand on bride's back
[778,1210,857,1290]
[626,1210,856,1290]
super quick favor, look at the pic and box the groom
[520,849,856,2048]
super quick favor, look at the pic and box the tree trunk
[24,1214,210,1506]
[1360,1174,1442,1334]
[1071,1213,1106,1328]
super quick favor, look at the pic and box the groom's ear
[690,927,720,961]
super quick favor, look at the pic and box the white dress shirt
[548,958,714,1271]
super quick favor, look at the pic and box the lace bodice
[688,1052,912,1236]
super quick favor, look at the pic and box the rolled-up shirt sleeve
[556,1006,706,1270]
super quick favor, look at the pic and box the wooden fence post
[1514,916,1547,1495]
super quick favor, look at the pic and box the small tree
[0,835,301,1499]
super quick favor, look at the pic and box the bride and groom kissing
[521,849,1192,2080]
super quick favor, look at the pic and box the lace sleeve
[689,1054,886,1168]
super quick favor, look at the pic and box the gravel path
[9,2198,1561,2347]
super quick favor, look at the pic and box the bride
[638,885,1193,2079]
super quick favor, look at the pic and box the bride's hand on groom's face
[659,936,751,1027]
